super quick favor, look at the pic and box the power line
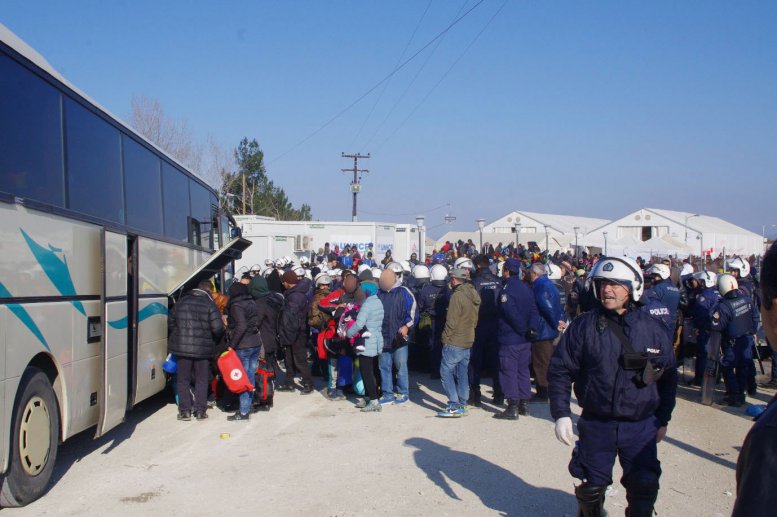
[348,0,433,149]
[267,0,488,165]
[359,202,450,218]
[361,0,471,151]
[375,0,508,153]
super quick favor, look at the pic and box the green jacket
[441,281,481,349]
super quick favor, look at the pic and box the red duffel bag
[217,348,254,394]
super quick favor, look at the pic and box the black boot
[625,473,659,517]
[468,387,482,407]
[529,386,549,403]
[276,383,295,392]
[493,399,519,420]
[575,484,607,517]
[493,391,505,406]
[301,383,314,395]
[517,399,529,416]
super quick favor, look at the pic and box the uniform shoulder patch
[500,294,508,303]
[699,296,705,302]
[712,311,720,320]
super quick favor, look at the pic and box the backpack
[265,292,285,346]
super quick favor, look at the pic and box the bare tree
[129,94,202,176]
[202,135,235,191]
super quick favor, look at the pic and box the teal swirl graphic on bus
[0,281,51,352]
[20,228,86,316]
[108,302,168,330]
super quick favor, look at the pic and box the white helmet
[284,255,294,265]
[357,264,371,275]
[547,263,563,281]
[454,257,475,270]
[387,262,404,275]
[274,258,285,268]
[430,264,448,282]
[400,260,412,274]
[293,266,305,277]
[727,257,751,278]
[264,259,274,267]
[330,268,343,278]
[693,270,717,289]
[262,268,273,278]
[299,256,310,266]
[717,273,738,296]
[590,257,644,302]
[314,273,332,286]
[680,263,694,277]
[412,265,430,280]
[645,263,671,281]
[371,267,383,279]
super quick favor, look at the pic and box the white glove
[554,417,575,446]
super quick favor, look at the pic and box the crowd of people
[166,237,776,517]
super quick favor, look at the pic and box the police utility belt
[604,319,665,388]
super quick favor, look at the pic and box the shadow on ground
[46,389,172,492]
[405,437,576,516]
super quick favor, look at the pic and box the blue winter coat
[346,295,385,357]
[531,275,563,342]
[497,276,541,346]
[548,308,677,427]
[377,284,418,350]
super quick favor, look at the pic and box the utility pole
[341,152,370,222]
[242,173,247,215]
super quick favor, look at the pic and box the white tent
[582,208,764,258]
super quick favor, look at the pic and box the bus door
[96,229,129,438]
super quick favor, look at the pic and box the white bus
[0,24,249,505]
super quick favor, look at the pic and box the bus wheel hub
[19,396,51,476]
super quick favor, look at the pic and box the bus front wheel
[0,367,60,507]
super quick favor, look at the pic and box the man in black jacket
[733,242,777,516]
[168,279,224,421]
[277,271,314,394]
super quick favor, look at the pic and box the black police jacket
[548,308,677,427]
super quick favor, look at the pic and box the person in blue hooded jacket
[527,262,564,403]
[548,256,677,517]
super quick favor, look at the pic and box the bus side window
[0,54,64,206]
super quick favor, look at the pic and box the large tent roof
[489,211,609,234]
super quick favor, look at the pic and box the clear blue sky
[4,1,776,238]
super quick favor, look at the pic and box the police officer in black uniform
[468,254,503,406]
[548,257,677,516]
[711,274,760,407]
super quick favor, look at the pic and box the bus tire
[0,367,60,507]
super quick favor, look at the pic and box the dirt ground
[5,369,773,517]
